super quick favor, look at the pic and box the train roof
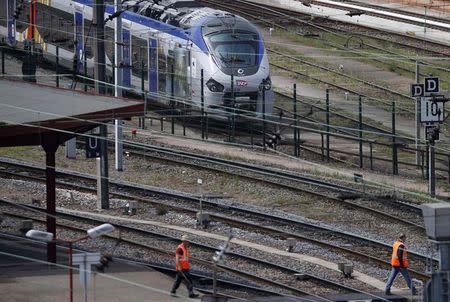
[123,0,246,29]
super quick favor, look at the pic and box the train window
[205,31,258,68]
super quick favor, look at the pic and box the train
[0,0,274,118]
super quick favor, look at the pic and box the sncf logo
[236,80,248,87]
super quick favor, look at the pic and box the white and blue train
[1,0,274,117]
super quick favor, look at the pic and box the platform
[0,233,196,301]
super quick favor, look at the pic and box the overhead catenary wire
[3,1,450,163]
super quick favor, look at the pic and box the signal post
[411,77,448,197]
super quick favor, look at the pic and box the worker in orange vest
[384,234,417,295]
[170,235,199,298]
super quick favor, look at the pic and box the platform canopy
[0,78,145,263]
[0,79,144,147]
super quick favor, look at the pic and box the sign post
[85,135,101,159]
[411,76,447,198]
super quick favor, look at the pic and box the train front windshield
[206,31,259,68]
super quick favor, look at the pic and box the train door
[173,45,190,103]
[166,48,174,101]
[74,5,84,73]
[148,36,158,96]
[186,44,193,102]
[122,21,131,88]
[157,37,167,97]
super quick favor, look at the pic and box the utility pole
[429,136,435,197]
[114,0,123,172]
[415,61,421,166]
[93,0,109,209]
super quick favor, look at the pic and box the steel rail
[1,200,427,297]
[0,232,267,301]
[247,0,450,72]
[268,48,411,99]
[0,158,429,267]
[202,0,450,79]
[0,149,426,232]
[2,206,354,301]
[313,0,450,32]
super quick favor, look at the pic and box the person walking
[385,233,417,295]
[170,235,199,298]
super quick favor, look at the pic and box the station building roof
[0,79,144,147]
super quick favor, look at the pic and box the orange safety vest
[391,240,409,267]
[175,243,190,270]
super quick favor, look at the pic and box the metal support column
[84,54,87,92]
[93,0,109,208]
[201,69,205,140]
[170,64,175,135]
[55,46,59,87]
[429,140,435,197]
[1,39,4,75]
[392,102,398,175]
[415,61,421,166]
[114,0,123,172]
[262,86,266,150]
[231,75,235,142]
[359,96,363,168]
[293,84,299,157]
[326,89,330,161]
[42,134,59,263]
[98,125,109,209]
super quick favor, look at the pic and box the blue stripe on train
[72,0,209,53]
[72,0,264,62]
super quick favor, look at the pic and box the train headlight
[260,76,272,91]
[206,78,224,93]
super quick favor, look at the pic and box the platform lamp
[26,223,115,302]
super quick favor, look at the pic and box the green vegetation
[266,26,450,114]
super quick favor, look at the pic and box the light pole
[26,223,114,302]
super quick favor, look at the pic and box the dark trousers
[385,266,414,292]
[171,269,194,294]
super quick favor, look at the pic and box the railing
[1,38,450,187]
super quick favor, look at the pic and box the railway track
[235,0,450,56]
[0,149,425,229]
[314,0,450,32]
[0,232,277,301]
[0,156,432,277]
[199,0,450,95]
[1,201,394,301]
[268,48,410,100]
